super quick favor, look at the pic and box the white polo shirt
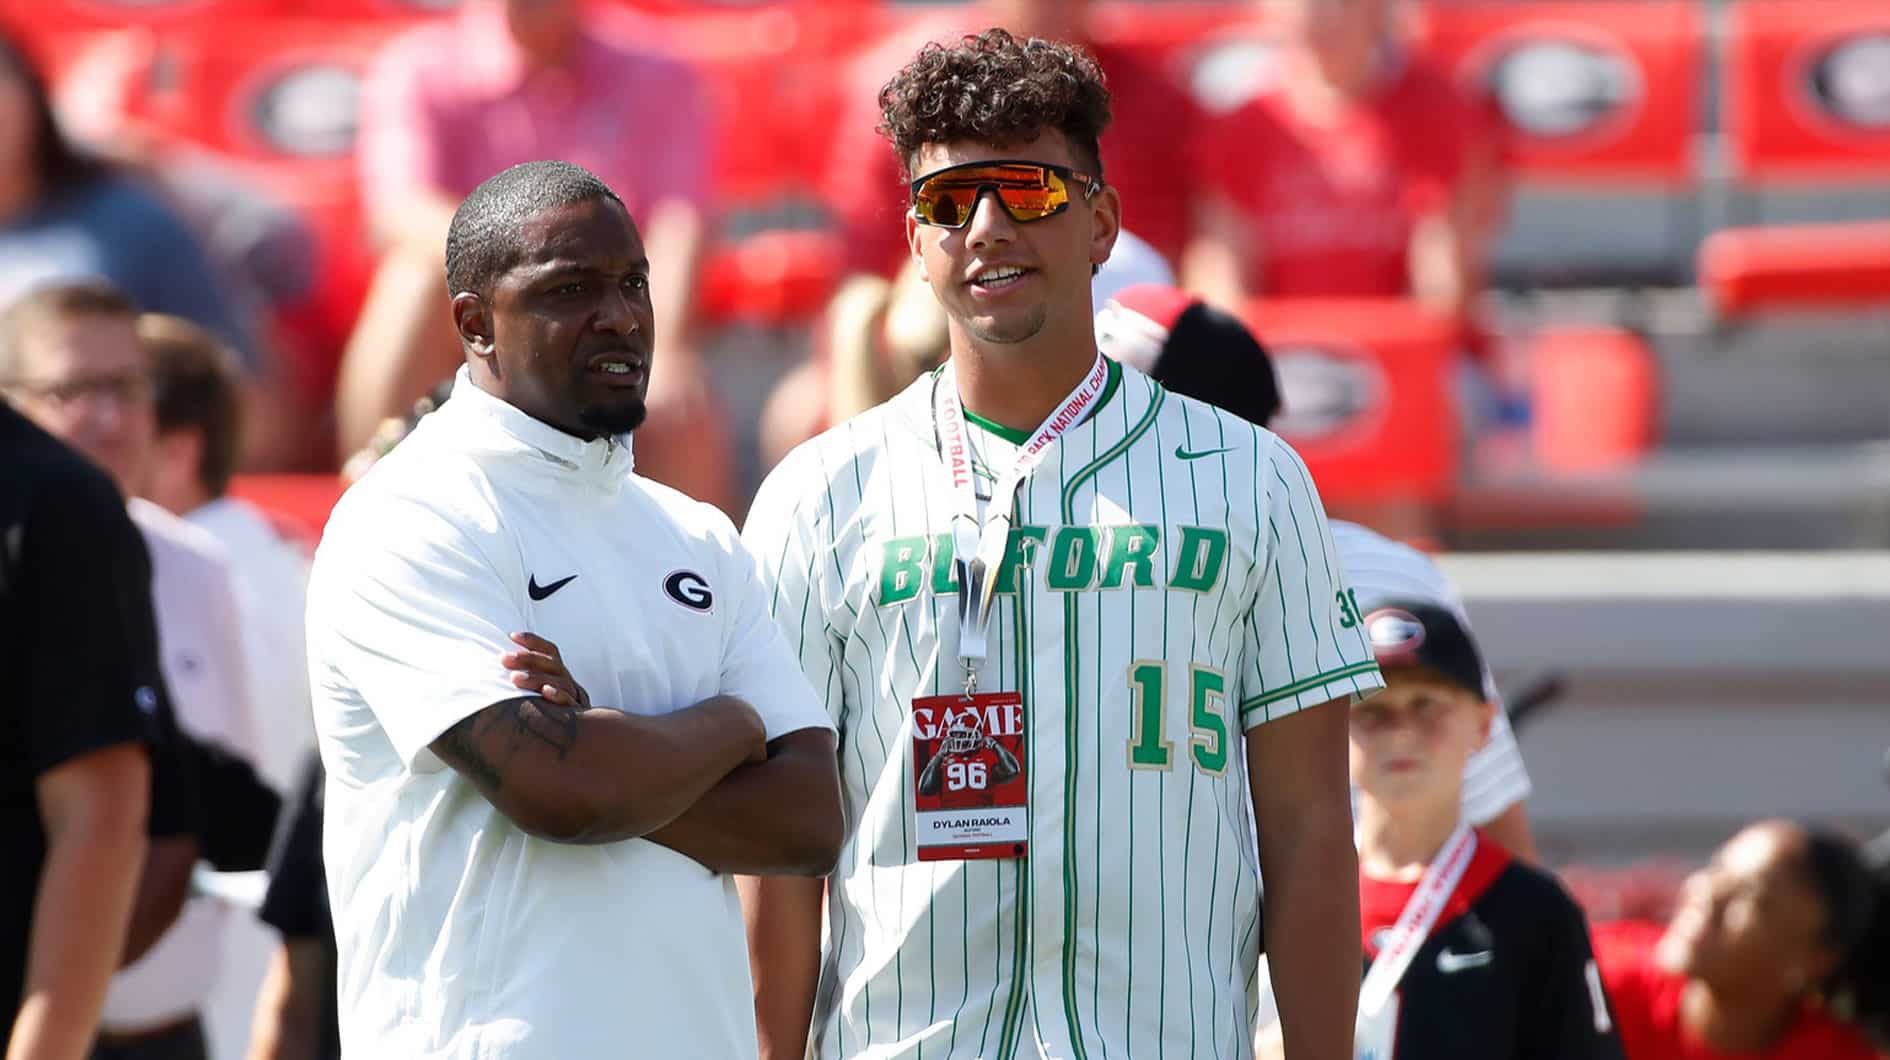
[1330,519,1533,825]
[108,500,258,1030]
[307,369,831,1060]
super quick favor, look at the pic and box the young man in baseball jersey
[741,29,1380,1060]
[306,160,842,1058]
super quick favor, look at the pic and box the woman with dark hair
[0,29,256,364]
[1598,820,1888,1059]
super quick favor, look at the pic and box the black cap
[1152,301,1283,430]
[1356,597,1486,700]
[1096,285,1282,429]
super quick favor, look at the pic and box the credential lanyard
[933,353,1110,694]
[1356,822,1477,1020]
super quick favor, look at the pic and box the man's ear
[452,292,494,364]
[904,210,928,281]
[1089,182,1123,273]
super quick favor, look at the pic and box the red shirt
[357,4,711,219]
[1360,829,1512,955]
[1197,56,1494,297]
[823,16,1201,274]
[1594,920,1881,1060]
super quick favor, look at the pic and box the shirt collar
[446,366,635,485]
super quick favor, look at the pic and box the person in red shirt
[821,0,1202,278]
[1262,597,1621,1059]
[1597,821,1888,1060]
[1184,0,1506,319]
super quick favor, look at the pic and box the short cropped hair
[444,160,625,298]
[142,314,244,498]
[878,27,1113,180]
[0,280,140,381]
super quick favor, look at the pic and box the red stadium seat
[115,19,404,169]
[1239,299,1459,506]
[1699,222,1890,317]
[1419,0,1704,186]
[110,19,405,402]
[1724,0,1890,182]
[1527,325,1658,473]
[0,0,288,33]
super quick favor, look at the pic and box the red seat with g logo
[1239,299,1459,507]
[1419,0,1703,186]
[1724,0,1890,181]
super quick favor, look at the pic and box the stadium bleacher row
[11,0,1890,542]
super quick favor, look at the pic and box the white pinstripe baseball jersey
[742,358,1384,1060]
[1329,521,1533,826]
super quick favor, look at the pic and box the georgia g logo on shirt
[663,570,713,613]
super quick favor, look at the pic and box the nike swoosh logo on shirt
[1436,948,1494,974]
[528,574,577,601]
[1175,445,1235,461]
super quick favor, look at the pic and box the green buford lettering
[995,526,1049,594]
[1169,526,1228,593]
[878,523,1217,603]
[1099,524,1161,589]
[878,536,928,605]
[1045,527,1103,592]
[929,533,961,595]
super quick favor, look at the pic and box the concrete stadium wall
[1442,552,1890,865]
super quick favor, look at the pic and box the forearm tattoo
[435,696,581,792]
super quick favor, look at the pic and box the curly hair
[878,27,1112,181]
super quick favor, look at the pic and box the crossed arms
[427,634,842,876]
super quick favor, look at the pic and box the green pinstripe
[1120,387,1141,1053]
[994,482,1035,1060]
[1179,402,1203,1060]
[1238,661,1382,716]
[1151,390,1173,1053]
[1056,383,1166,1060]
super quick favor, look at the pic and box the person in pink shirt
[335,0,732,510]
[1183,0,1508,321]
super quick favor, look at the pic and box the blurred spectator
[0,404,155,1059]
[41,27,323,471]
[245,752,337,1060]
[142,313,313,793]
[1184,0,1507,321]
[1595,820,1887,1059]
[0,280,276,1060]
[51,30,317,323]
[758,262,944,471]
[821,0,1204,277]
[337,0,731,510]
[1089,228,1176,308]
[0,30,261,368]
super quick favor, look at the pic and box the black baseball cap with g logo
[1356,597,1486,701]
